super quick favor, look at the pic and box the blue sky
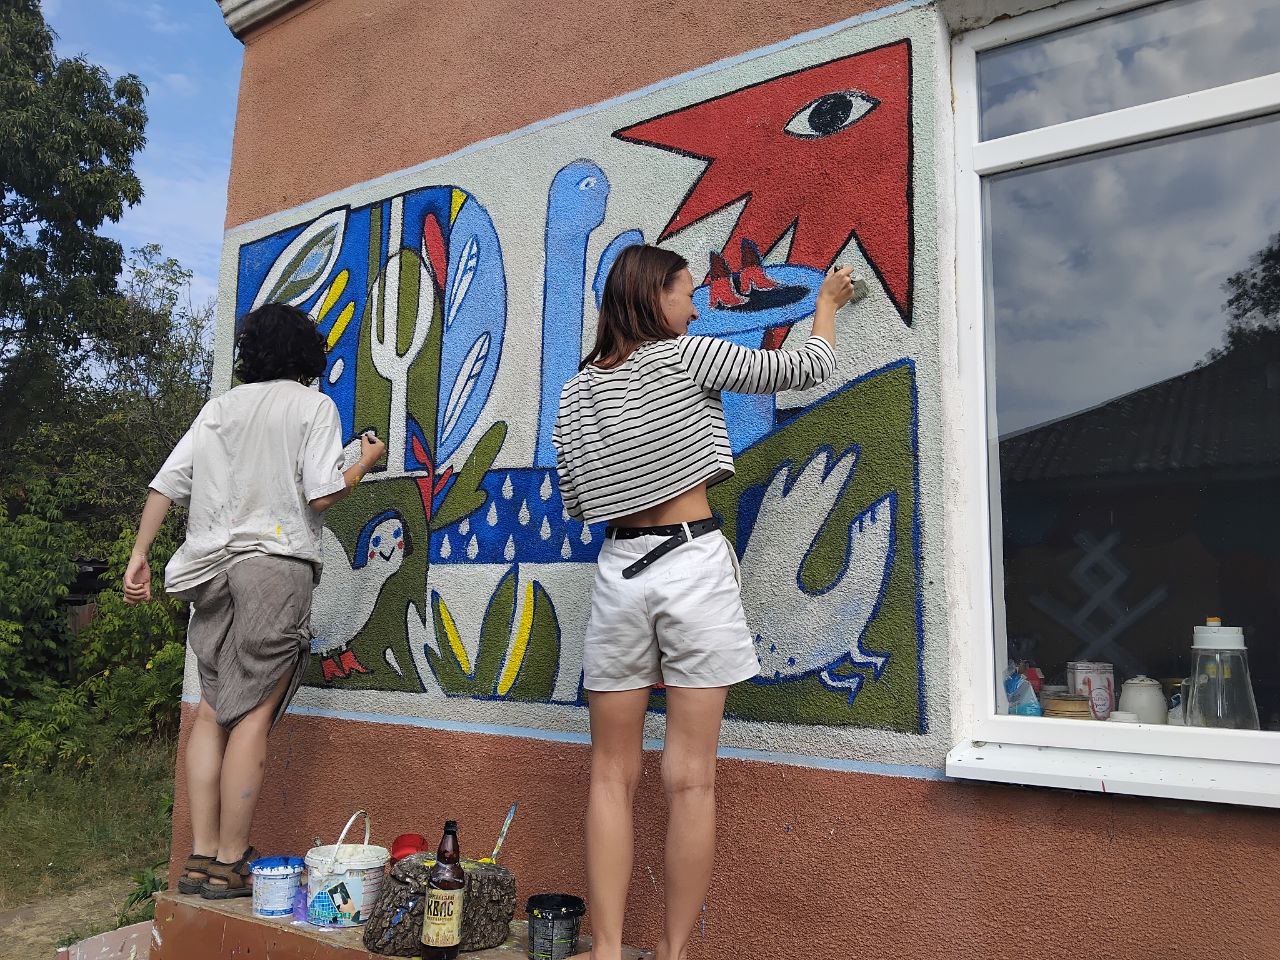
[42,0,242,306]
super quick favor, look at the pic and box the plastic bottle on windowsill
[1004,666,1042,716]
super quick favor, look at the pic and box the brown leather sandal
[200,846,257,899]
[177,853,215,894]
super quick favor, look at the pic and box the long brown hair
[581,244,689,369]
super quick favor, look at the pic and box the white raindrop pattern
[429,470,605,564]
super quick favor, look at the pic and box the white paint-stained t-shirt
[150,379,347,593]
[553,334,836,524]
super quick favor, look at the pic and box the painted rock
[362,855,516,955]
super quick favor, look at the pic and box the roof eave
[216,0,307,39]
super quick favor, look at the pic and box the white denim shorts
[582,529,761,691]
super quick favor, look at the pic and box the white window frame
[947,0,1280,808]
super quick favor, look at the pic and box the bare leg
[571,687,649,960]
[185,697,228,878]
[213,670,293,868]
[656,686,727,960]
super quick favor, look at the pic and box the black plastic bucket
[526,893,586,960]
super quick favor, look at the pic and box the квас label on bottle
[421,887,464,947]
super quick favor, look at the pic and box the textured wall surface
[170,706,1280,960]
[225,0,916,228]
[182,3,1280,957]
[211,2,951,766]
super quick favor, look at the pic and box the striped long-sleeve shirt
[552,334,836,524]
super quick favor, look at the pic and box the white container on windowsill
[1119,676,1169,725]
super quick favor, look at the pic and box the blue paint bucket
[250,856,305,918]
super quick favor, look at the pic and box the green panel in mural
[717,360,921,732]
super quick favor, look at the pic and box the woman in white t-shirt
[124,302,385,899]
[553,245,856,960]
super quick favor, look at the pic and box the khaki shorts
[173,555,314,730]
[583,531,761,691]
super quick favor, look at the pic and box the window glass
[978,0,1280,140]
[985,115,1280,730]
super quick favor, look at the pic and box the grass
[0,736,175,910]
[55,924,113,950]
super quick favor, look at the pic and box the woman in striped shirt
[554,244,856,960]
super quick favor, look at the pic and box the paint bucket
[305,810,390,927]
[250,856,305,918]
[526,894,585,960]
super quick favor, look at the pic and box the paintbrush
[832,264,870,305]
[478,802,518,864]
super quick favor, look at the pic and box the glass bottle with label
[420,821,466,960]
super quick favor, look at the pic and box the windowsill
[946,740,1280,808]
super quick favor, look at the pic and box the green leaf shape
[431,421,506,532]
[506,581,561,702]
[265,222,339,305]
[426,567,516,697]
[353,295,391,443]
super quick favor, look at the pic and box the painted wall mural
[230,29,929,734]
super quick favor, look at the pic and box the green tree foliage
[1200,231,1280,366]
[0,0,147,464]
[16,245,213,545]
[0,244,210,773]
[0,504,186,773]
[0,246,211,772]
[1211,231,1280,361]
[0,479,79,701]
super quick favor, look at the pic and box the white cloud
[144,2,187,35]
[106,147,231,309]
[156,71,196,96]
[981,0,1278,139]
[989,113,1280,435]
[105,0,187,36]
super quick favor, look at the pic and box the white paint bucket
[305,810,390,927]
[250,856,305,918]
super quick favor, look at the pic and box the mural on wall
[232,35,925,732]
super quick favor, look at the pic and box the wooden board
[149,892,650,960]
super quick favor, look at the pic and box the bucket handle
[323,809,372,874]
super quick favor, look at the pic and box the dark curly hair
[234,302,327,385]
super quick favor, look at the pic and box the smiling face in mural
[365,517,407,566]
[660,268,698,336]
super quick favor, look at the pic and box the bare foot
[654,940,688,960]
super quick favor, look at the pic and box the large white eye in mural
[784,90,878,138]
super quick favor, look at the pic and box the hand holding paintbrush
[811,265,865,349]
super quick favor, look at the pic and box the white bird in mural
[739,446,894,700]
[311,510,412,682]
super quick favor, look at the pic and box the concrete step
[150,891,651,959]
